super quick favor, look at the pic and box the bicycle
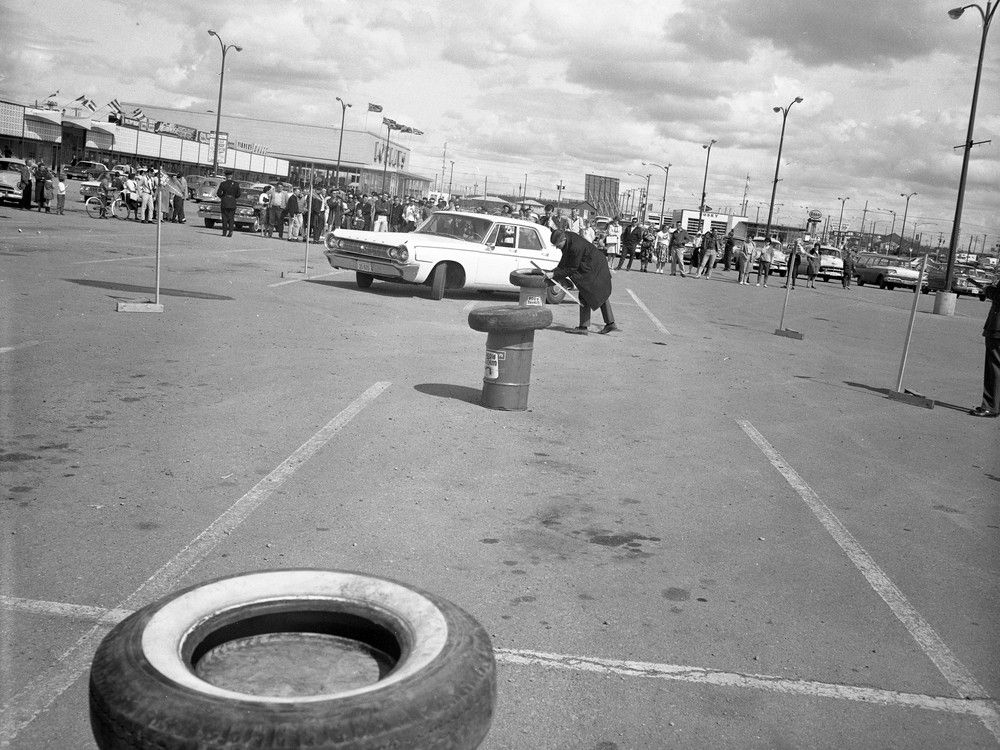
[85,190,129,220]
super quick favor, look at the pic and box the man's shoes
[598,323,620,334]
[969,406,999,418]
[566,327,589,335]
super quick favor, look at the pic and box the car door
[475,222,522,287]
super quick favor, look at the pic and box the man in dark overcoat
[216,171,241,237]
[549,229,619,335]
[968,275,1000,417]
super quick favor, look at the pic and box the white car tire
[89,569,495,750]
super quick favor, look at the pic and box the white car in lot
[324,211,565,301]
[816,245,844,282]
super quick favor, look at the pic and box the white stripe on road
[737,419,999,741]
[268,270,345,288]
[625,289,670,335]
[0,382,390,747]
[496,648,1000,721]
[1,596,995,726]
[0,341,41,355]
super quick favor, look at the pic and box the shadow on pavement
[414,383,482,405]
[63,278,235,301]
[843,380,970,413]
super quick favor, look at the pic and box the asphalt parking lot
[1,200,998,749]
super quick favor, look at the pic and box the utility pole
[556,180,565,208]
[441,142,447,195]
[859,200,869,241]
[740,173,750,215]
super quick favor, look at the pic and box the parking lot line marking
[496,648,1000,721]
[268,270,345,288]
[0,382,390,747]
[0,341,41,355]
[626,289,671,335]
[737,419,999,741]
[2,595,996,727]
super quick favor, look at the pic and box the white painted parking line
[496,648,999,721]
[2,596,995,726]
[626,289,670,335]
[737,419,1000,742]
[268,270,346,288]
[0,382,390,746]
[0,341,41,355]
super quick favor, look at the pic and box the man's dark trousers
[221,209,236,236]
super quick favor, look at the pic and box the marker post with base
[888,255,934,409]
[116,168,164,313]
[281,164,316,281]
[774,246,803,340]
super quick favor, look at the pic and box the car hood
[333,229,483,250]
[0,172,20,187]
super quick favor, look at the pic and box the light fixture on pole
[448,160,455,197]
[764,97,803,244]
[643,161,671,227]
[943,1,997,307]
[697,140,716,233]
[898,192,917,257]
[556,179,565,207]
[836,196,850,247]
[333,97,351,190]
[207,30,241,175]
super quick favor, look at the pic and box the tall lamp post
[627,171,651,223]
[643,161,671,227]
[942,1,997,310]
[836,196,849,247]
[764,97,803,244]
[898,192,916,257]
[447,160,455,197]
[697,139,717,234]
[207,29,241,175]
[333,97,351,190]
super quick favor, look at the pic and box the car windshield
[414,213,493,243]
[1,160,23,171]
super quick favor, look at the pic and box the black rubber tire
[204,219,215,228]
[429,263,447,300]
[877,276,887,289]
[89,569,495,750]
[857,277,865,286]
[545,284,566,305]
[85,196,104,219]
[922,287,930,295]
[356,272,374,289]
[886,282,895,291]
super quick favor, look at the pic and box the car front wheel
[429,263,447,300]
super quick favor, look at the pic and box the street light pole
[333,97,351,191]
[836,196,849,247]
[698,140,717,234]
[556,179,565,207]
[643,161,671,227]
[207,30,241,175]
[448,160,455,197]
[764,97,803,244]
[899,192,916,257]
[944,1,997,298]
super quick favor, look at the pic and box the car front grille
[337,240,395,261]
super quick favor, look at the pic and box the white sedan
[324,211,565,302]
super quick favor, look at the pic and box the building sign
[154,120,198,140]
[584,174,621,217]
[198,130,229,161]
[231,138,268,155]
[122,115,155,132]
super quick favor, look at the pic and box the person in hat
[216,170,241,237]
[549,229,619,335]
[967,274,1000,417]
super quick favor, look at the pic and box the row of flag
[45,92,145,119]
[369,103,423,136]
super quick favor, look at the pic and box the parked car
[922,262,993,300]
[324,210,563,301]
[816,245,844,282]
[0,157,26,204]
[111,164,134,177]
[65,161,107,181]
[197,186,264,232]
[185,174,204,199]
[854,252,921,290]
[195,176,225,202]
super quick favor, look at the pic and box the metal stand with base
[117,171,165,314]
[888,256,934,409]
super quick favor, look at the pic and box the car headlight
[388,244,409,263]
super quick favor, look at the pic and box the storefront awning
[24,109,62,126]
[63,117,93,131]
[91,122,117,135]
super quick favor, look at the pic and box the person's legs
[981,338,1000,413]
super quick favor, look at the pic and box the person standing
[549,229,619,335]
[737,237,756,285]
[568,209,584,234]
[19,159,33,209]
[286,188,303,241]
[842,249,855,289]
[783,239,803,288]
[668,225,689,277]
[605,217,622,268]
[40,168,54,213]
[805,242,821,288]
[967,275,1000,417]
[695,228,719,278]
[257,185,272,234]
[581,218,596,244]
[722,231,736,271]
[617,217,642,270]
[757,239,775,287]
[639,225,655,272]
[216,171,241,236]
[269,184,287,238]
[55,173,66,215]
[137,169,154,223]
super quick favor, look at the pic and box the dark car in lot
[197,186,264,232]
[922,262,994,300]
[65,161,107,181]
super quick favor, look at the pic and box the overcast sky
[2,0,997,244]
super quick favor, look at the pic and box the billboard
[584,174,620,218]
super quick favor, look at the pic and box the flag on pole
[368,103,383,112]
[73,95,87,103]
[382,117,399,129]
[132,107,145,119]
[108,99,123,115]
[410,128,424,136]
[82,98,97,112]
[46,90,60,99]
